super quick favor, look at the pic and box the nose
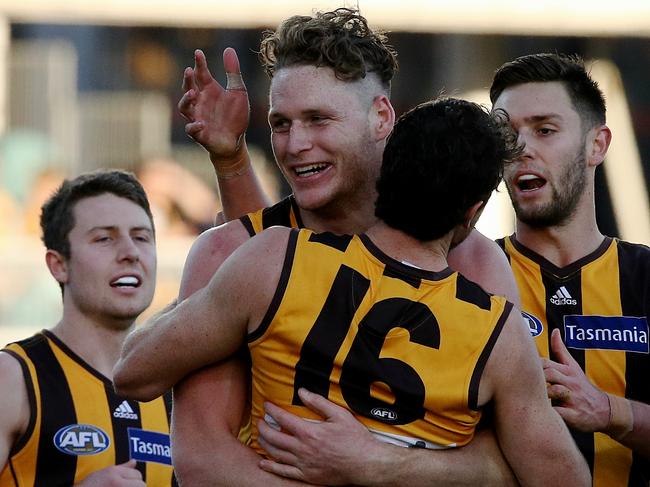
[516,131,535,161]
[286,122,312,157]
[117,236,140,263]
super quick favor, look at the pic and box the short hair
[259,8,398,91]
[40,169,154,259]
[489,53,606,129]
[375,98,519,241]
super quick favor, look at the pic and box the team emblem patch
[371,407,398,422]
[564,315,649,353]
[54,424,110,455]
[128,428,172,465]
[522,311,543,337]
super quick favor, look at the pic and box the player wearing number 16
[115,98,589,486]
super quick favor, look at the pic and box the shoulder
[449,230,520,306]
[236,226,295,259]
[616,239,650,262]
[179,220,253,299]
[451,229,507,264]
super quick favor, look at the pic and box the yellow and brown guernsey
[0,331,176,487]
[247,229,513,452]
[240,195,303,236]
[497,235,650,487]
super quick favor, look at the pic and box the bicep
[172,356,250,439]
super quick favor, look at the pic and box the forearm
[172,363,304,487]
[356,430,517,487]
[214,141,271,221]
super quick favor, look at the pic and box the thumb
[550,328,577,367]
[223,47,246,91]
[118,458,138,469]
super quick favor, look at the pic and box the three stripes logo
[550,286,577,306]
[113,400,138,420]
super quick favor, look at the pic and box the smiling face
[268,65,387,217]
[57,193,156,329]
[493,81,590,228]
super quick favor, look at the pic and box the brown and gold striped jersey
[240,195,303,237]
[0,331,176,487]
[248,229,512,453]
[497,235,650,487]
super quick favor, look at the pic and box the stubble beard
[509,150,587,229]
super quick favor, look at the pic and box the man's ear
[370,94,395,141]
[45,249,68,285]
[587,124,612,168]
[463,200,486,229]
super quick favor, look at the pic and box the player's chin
[292,186,337,212]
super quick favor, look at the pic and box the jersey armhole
[248,228,300,343]
[2,349,37,456]
[467,300,515,411]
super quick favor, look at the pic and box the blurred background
[1,0,649,343]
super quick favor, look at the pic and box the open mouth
[516,174,546,192]
[294,163,330,178]
[110,276,141,288]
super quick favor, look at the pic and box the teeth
[295,163,328,177]
[518,174,539,181]
[112,276,139,287]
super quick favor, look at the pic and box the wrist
[211,139,250,180]
[604,393,634,440]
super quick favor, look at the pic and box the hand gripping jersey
[0,331,176,487]
[497,236,650,487]
[247,229,513,452]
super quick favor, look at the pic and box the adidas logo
[550,286,577,306]
[113,400,138,420]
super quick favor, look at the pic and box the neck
[299,197,378,235]
[51,308,134,379]
[514,199,604,267]
[365,222,451,271]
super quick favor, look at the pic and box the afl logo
[371,408,397,421]
[522,311,543,337]
[54,424,110,456]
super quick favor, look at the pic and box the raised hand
[178,48,250,166]
[543,328,610,432]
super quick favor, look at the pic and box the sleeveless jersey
[240,195,303,237]
[248,229,513,453]
[497,235,650,487]
[0,331,176,487]
[233,195,303,445]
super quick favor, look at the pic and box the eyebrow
[269,108,331,119]
[524,113,564,123]
[87,226,153,234]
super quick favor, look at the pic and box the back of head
[375,97,519,241]
[40,169,153,259]
[259,8,398,92]
[490,53,606,129]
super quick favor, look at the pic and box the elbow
[113,358,164,402]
